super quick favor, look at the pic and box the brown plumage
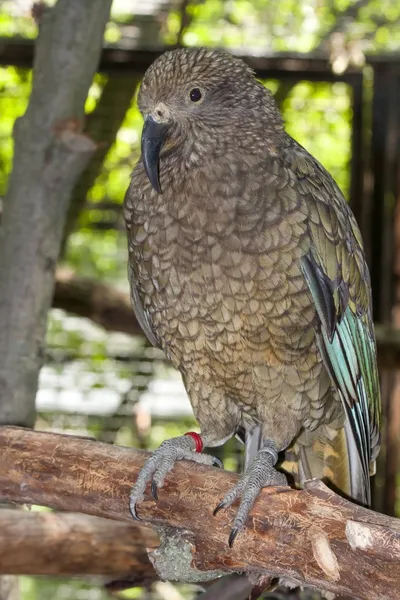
[125,47,380,544]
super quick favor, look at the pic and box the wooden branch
[0,510,157,581]
[53,268,142,336]
[0,427,399,599]
[0,38,364,83]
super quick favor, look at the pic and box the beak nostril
[155,109,163,119]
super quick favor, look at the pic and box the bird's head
[137,47,283,193]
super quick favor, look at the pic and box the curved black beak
[141,115,169,194]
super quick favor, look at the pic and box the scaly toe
[228,527,239,548]
[213,500,226,516]
[212,457,224,468]
[213,446,287,547]
[151,480,159,501]
[213,478,247,518]
[129,499,141,521]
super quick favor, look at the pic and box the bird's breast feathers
[127,165,320,373]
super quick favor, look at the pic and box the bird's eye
[189,88,203,103]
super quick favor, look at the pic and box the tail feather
[343,418,370,505]
[281,425,369,506]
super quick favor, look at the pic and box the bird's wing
[128,262,159,347]
[289,146,381,505]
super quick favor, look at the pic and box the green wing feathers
[301,223,380,505]
[293,149,381,506]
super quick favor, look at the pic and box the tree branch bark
[0,509,157,581]
[0,0,112,427]
[61,74,139,255]
[0,427,399,599]
[53,267,141,336]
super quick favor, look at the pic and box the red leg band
[185,431,203,453]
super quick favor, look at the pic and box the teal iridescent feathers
[302,251,381,505]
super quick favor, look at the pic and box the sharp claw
[229,527,239,548]
[212,457,223,468]
[151,480,159,501]
[129,500,141,521]
[213,500,226,516]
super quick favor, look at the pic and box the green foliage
[84,73,108,114]
[46,309,142,385]
[283,81,351,196]
[166,0,400,54]
[65,230,128,282]
[21,577,111,600]
[0,1,37,37]
[0,67,30,194]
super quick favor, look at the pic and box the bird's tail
[281,423,370,506]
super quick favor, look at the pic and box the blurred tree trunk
[60,6,169,255]
[0,1,112,598]
[0,0,112,426]
[382,166,400,516]
[60,74,140,255]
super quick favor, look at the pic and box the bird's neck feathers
[161,113,286,173]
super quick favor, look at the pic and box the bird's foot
[129,432,222,520]
[214,442,287,547]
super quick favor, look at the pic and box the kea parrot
[124,47,381,546]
